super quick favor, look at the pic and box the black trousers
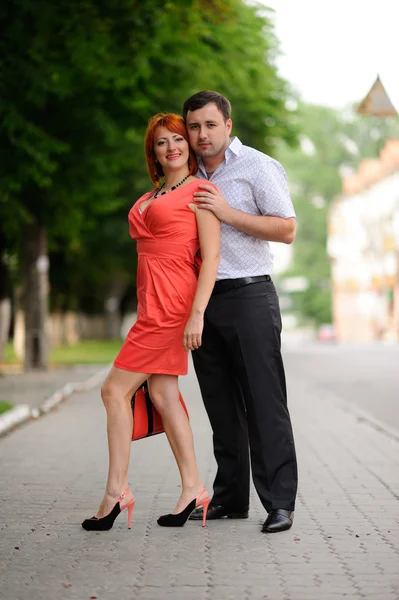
[192,280,298,513]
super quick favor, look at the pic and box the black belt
[212,275,271,295]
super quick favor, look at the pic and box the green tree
[1,0,152,367]
[47,0,298,319]
[1,0,296,368]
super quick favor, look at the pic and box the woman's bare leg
[95,366,149,518]
[148,374,208,513]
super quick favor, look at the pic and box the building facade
[328,140,399,342]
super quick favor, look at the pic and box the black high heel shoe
[157,487,210,527]
[82,488,135,531]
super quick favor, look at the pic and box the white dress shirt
[197,137,295,280]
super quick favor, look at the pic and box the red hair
[144,113,198,186]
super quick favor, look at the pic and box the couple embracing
[82,90,298,535]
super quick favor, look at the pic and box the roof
[342,139,399,195]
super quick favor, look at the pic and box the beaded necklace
[154,173,190,198]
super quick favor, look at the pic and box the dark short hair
[183,90,231,122]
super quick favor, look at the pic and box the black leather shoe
[189,502,249,521]
[261,509,293,533]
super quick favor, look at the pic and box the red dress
[114,180,203,375]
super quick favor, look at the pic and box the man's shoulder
[238,143,284,171]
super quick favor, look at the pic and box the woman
[82,113,220,531]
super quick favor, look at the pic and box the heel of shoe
[199,498,211,527]
[82,488,135,532]
[125,500,135,530]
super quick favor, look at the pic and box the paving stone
[0,361,399,600]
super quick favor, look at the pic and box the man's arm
[226,210,296,244]
[193,190,296,244]
[193,157,296,244]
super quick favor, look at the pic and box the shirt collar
[197,136,242,175]
[226,136,242,161]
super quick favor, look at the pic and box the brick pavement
[0,357,399,600]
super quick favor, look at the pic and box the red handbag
[131,381,189,441]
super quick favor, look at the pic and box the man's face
[186,103,232,161]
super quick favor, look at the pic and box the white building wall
[329,170,399,342]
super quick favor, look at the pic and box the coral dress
[114,180,203,376]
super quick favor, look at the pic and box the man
[183,90,298,534]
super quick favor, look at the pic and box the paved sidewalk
[0,365,107,411]
[0,365,109,435]
[1,358,399,600]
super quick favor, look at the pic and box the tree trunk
[0,298,11,361]
[105,277,128,339]
[0,234,12,361]
[22,223,49,370]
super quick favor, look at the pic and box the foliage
[1,0,297,315]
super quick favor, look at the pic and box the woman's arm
[183,205,220,352]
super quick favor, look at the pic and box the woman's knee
[100,367,147,409]
[148,385,167,414]
[148,377,178,415]
[101,380,123,408]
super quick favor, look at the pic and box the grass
[3,339,123,366]
[4,342,17,363]
[0,401,14,415]
[49,339,122,365]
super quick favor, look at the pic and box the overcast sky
[263,0,399,111]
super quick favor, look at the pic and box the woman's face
[154,126,190,174]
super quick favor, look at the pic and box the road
[284,342,399,433]
[1,345,399,600]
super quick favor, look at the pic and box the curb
[0,366,109,437]
[0,404,32,436]
[343,400,399,444]
[321,388,399,444]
